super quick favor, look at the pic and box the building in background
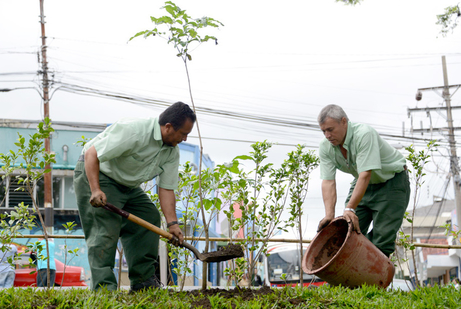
[399,198,461,286]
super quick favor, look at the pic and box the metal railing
[12,235,461,249]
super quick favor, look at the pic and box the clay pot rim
[302,216,352,275]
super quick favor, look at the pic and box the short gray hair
[317,104,349,124]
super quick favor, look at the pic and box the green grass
[0,284,460,309]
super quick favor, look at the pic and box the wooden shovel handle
[102,202,173,241]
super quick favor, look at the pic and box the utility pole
[441,56,461,237]
[411,55,461,236]
[39,0,53,234]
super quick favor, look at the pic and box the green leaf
[214,198,222,211]
[234,155,253,161]
[203,199,212,211]
[129,30,150,41]
[155,16,174,25]
[164,5,175,16]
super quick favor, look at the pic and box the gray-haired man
[317,104,410,257]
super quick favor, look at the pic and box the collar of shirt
[342,121,354,152]
[153,119,163,143]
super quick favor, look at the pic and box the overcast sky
[1,0,461,238]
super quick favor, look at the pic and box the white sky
[1,0,461,238]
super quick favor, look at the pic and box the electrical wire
[51,81,454,149]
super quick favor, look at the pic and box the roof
[0,118,214,170]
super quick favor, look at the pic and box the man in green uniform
[74,102,196,291]
[316,104,410,257]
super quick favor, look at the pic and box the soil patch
[312,234,344,270]
[201,244,244,262]
[187,286,274,308]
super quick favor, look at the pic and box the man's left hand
[168,224,184,246]
[343,210,361,234]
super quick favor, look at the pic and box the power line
[187,135,318,148]
[53,81,452,148]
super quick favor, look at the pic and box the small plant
[0,202,36,269]
[167,241,194,288]
[401,140,438,287]
[15,118,56,288]
[207,293,226,308]
[29,240,46,273]
[223,256,246,286]
[0,118,56,287]
[74,135,91,148]
[172,162,204,289]
[280,273,288,285]
[229,141,283,287]
[60,221,80,287]
[283,145,319,286]
[442,222,461,245]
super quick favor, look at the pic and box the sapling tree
[216,160,243,287]
[1,145,37,265]
[394,211,412,280]
[165,161,236,289]
[130,1,223,289]
[222,162,250,287]
[169,162,202,290]
[60,221,80,287]
[179,162,237,287]
[229,141,298,287]
[283,145,319,286]
[396,140,438,287]
[7,118,56,288]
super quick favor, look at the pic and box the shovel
[102,202,244,263]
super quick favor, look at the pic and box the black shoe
[130,275,163,293]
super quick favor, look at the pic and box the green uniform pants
[73,161,161,291]
[345,170,410,257]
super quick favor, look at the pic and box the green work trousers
[345,170,410,257]
[73,161,160,291]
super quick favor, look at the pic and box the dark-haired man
[316,104,410,257]
[74,102,196,291]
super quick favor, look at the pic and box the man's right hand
[89,189,107,207]
[317,217,333,232]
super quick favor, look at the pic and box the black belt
[78,155,84,162]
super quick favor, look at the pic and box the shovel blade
[200,244,245,263]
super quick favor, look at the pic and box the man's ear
[164,123,173,132]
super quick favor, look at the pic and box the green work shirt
[83,117,179,190]
[319,122,406,184]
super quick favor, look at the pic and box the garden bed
[0,284,460,308]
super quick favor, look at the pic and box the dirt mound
[188,286,274,308]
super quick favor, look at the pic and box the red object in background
[13,254,87,287]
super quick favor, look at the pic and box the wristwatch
[167,221,179,228]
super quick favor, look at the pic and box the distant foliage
[436,5,461,37]
[337,0,363,5]
[337,0,460,36]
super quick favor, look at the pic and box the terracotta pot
[302,217,394,288]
